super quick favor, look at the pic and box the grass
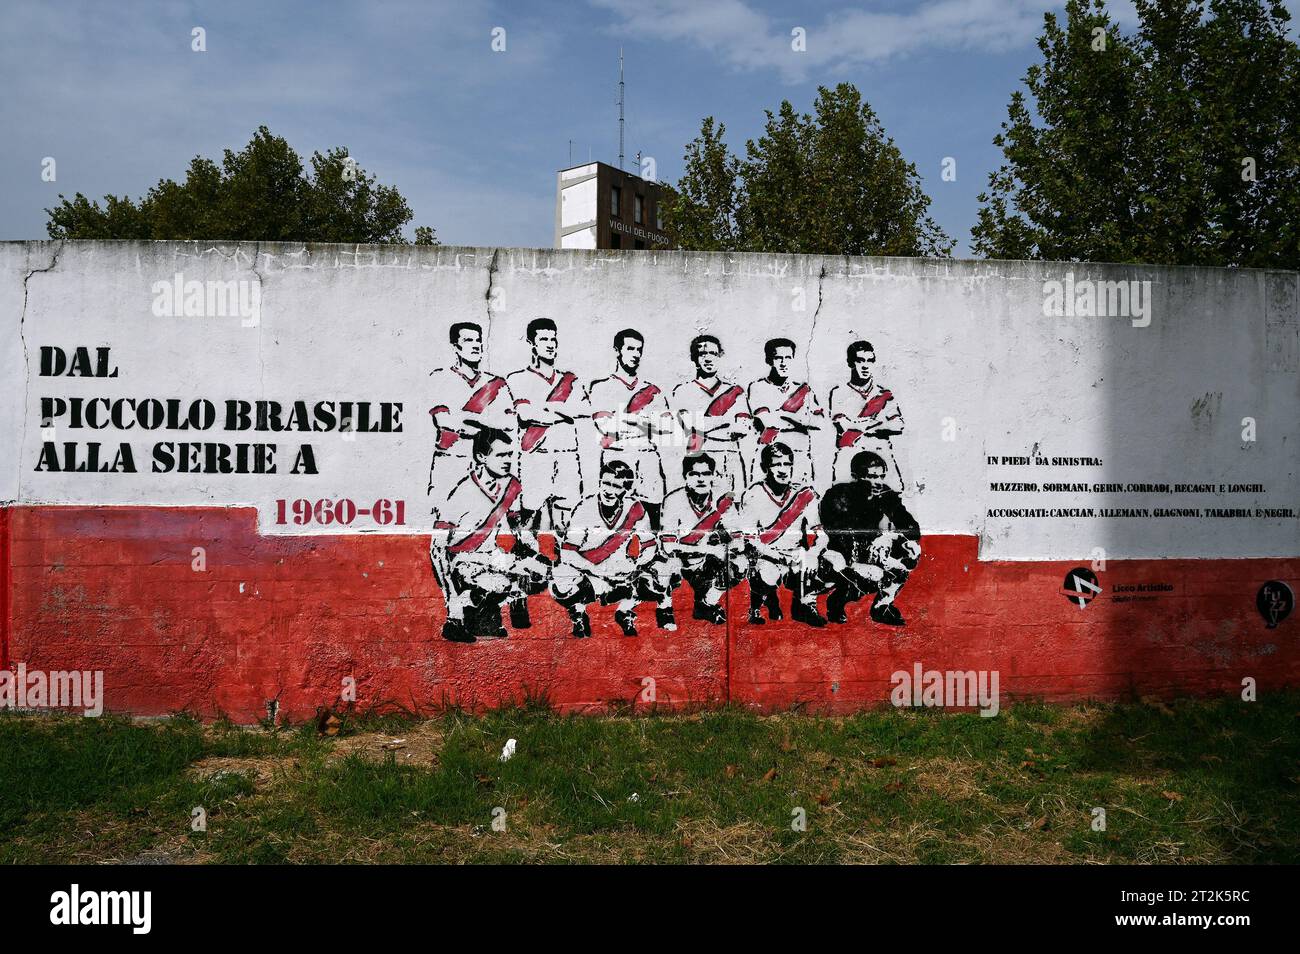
[1,694,1298,864]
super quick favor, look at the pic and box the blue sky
[2,0,1290,256]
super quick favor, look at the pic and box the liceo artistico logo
[151,271,261,326]
[1061,567,1102,609]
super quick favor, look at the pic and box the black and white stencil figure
[586,328,675,526]
[828,340,905,491]
[670,335,750,497]
[427,322,516,518]
[740,441,832,627]
[747,338,824,487]
[506,318,584,532]
[660,452,750,626]
[433,428,551,643]
[819,450,922,627]
[550,459,678,638]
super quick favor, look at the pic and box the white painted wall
[2,241,1296,560]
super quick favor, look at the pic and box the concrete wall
[1,241,1297,720]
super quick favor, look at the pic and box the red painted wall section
[4,506,1297,722]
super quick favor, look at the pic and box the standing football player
[506,318,584,531]
[747,337,824,488]
[828,340,905,490]
[427,322,516,519]
[670,334,750,497]
[586,328,676,526]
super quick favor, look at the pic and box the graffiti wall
[2,241,1296,719]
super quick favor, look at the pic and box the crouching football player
[660,452,748,625]
[739,442,833,628]
[819,450,921,627]
[433,428,552,643]
[550,459,678,638]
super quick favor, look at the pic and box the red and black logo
[1061,567,1101,609]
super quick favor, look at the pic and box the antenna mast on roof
[618,47,625,171]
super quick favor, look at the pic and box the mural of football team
[427,321,921,642]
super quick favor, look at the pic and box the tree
[973,0,1300,268]
[45,126,439,245]
[663,83,952,257]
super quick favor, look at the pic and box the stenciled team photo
[426,319,921,642]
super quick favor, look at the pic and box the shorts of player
[831,536,921,593]
[450,548,549,599]
[602,446,665,504]
[679,549,750,599]
[550,557,675,605]
[832,438,904,491]
[518,449,582,511]
[751,550,833,593]
[428,452,470,517]
[750,444,813,487]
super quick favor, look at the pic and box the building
[554,161,672,250]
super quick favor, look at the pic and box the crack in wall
[805,260,828,381]
[17,241,64,502]
[483,247,501,362]
[252,242,266,401]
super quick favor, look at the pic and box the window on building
[610,185,622,217]
[634,194,644,224]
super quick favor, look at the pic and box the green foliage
[973,0,1300,267]
[663,84,952,257]
[45,126,438,245]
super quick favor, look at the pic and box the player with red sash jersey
[506,318,584,531]
[550,459,678,638]
[433,428,551,643]
[747,337,825,488]
[828,339,905,490]
[660,452,750,625]
[586,328,676,526]
[427,322,516,520]
[739,441,841,628]
[670,334,751,497]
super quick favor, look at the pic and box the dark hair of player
[614,328,644,350]
[527,317,557,341]
[851,450,889,480]
[682,452,717,476]
[690,334,722,361]
[846,339,875,365]
[450,321,482,345]
[600,459,635,487]
[471,426,512,461]
[760,441,795,473]
[764,337,796,363]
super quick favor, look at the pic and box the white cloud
[591,0,1127,82]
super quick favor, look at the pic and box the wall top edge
[0,239,1294,281]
